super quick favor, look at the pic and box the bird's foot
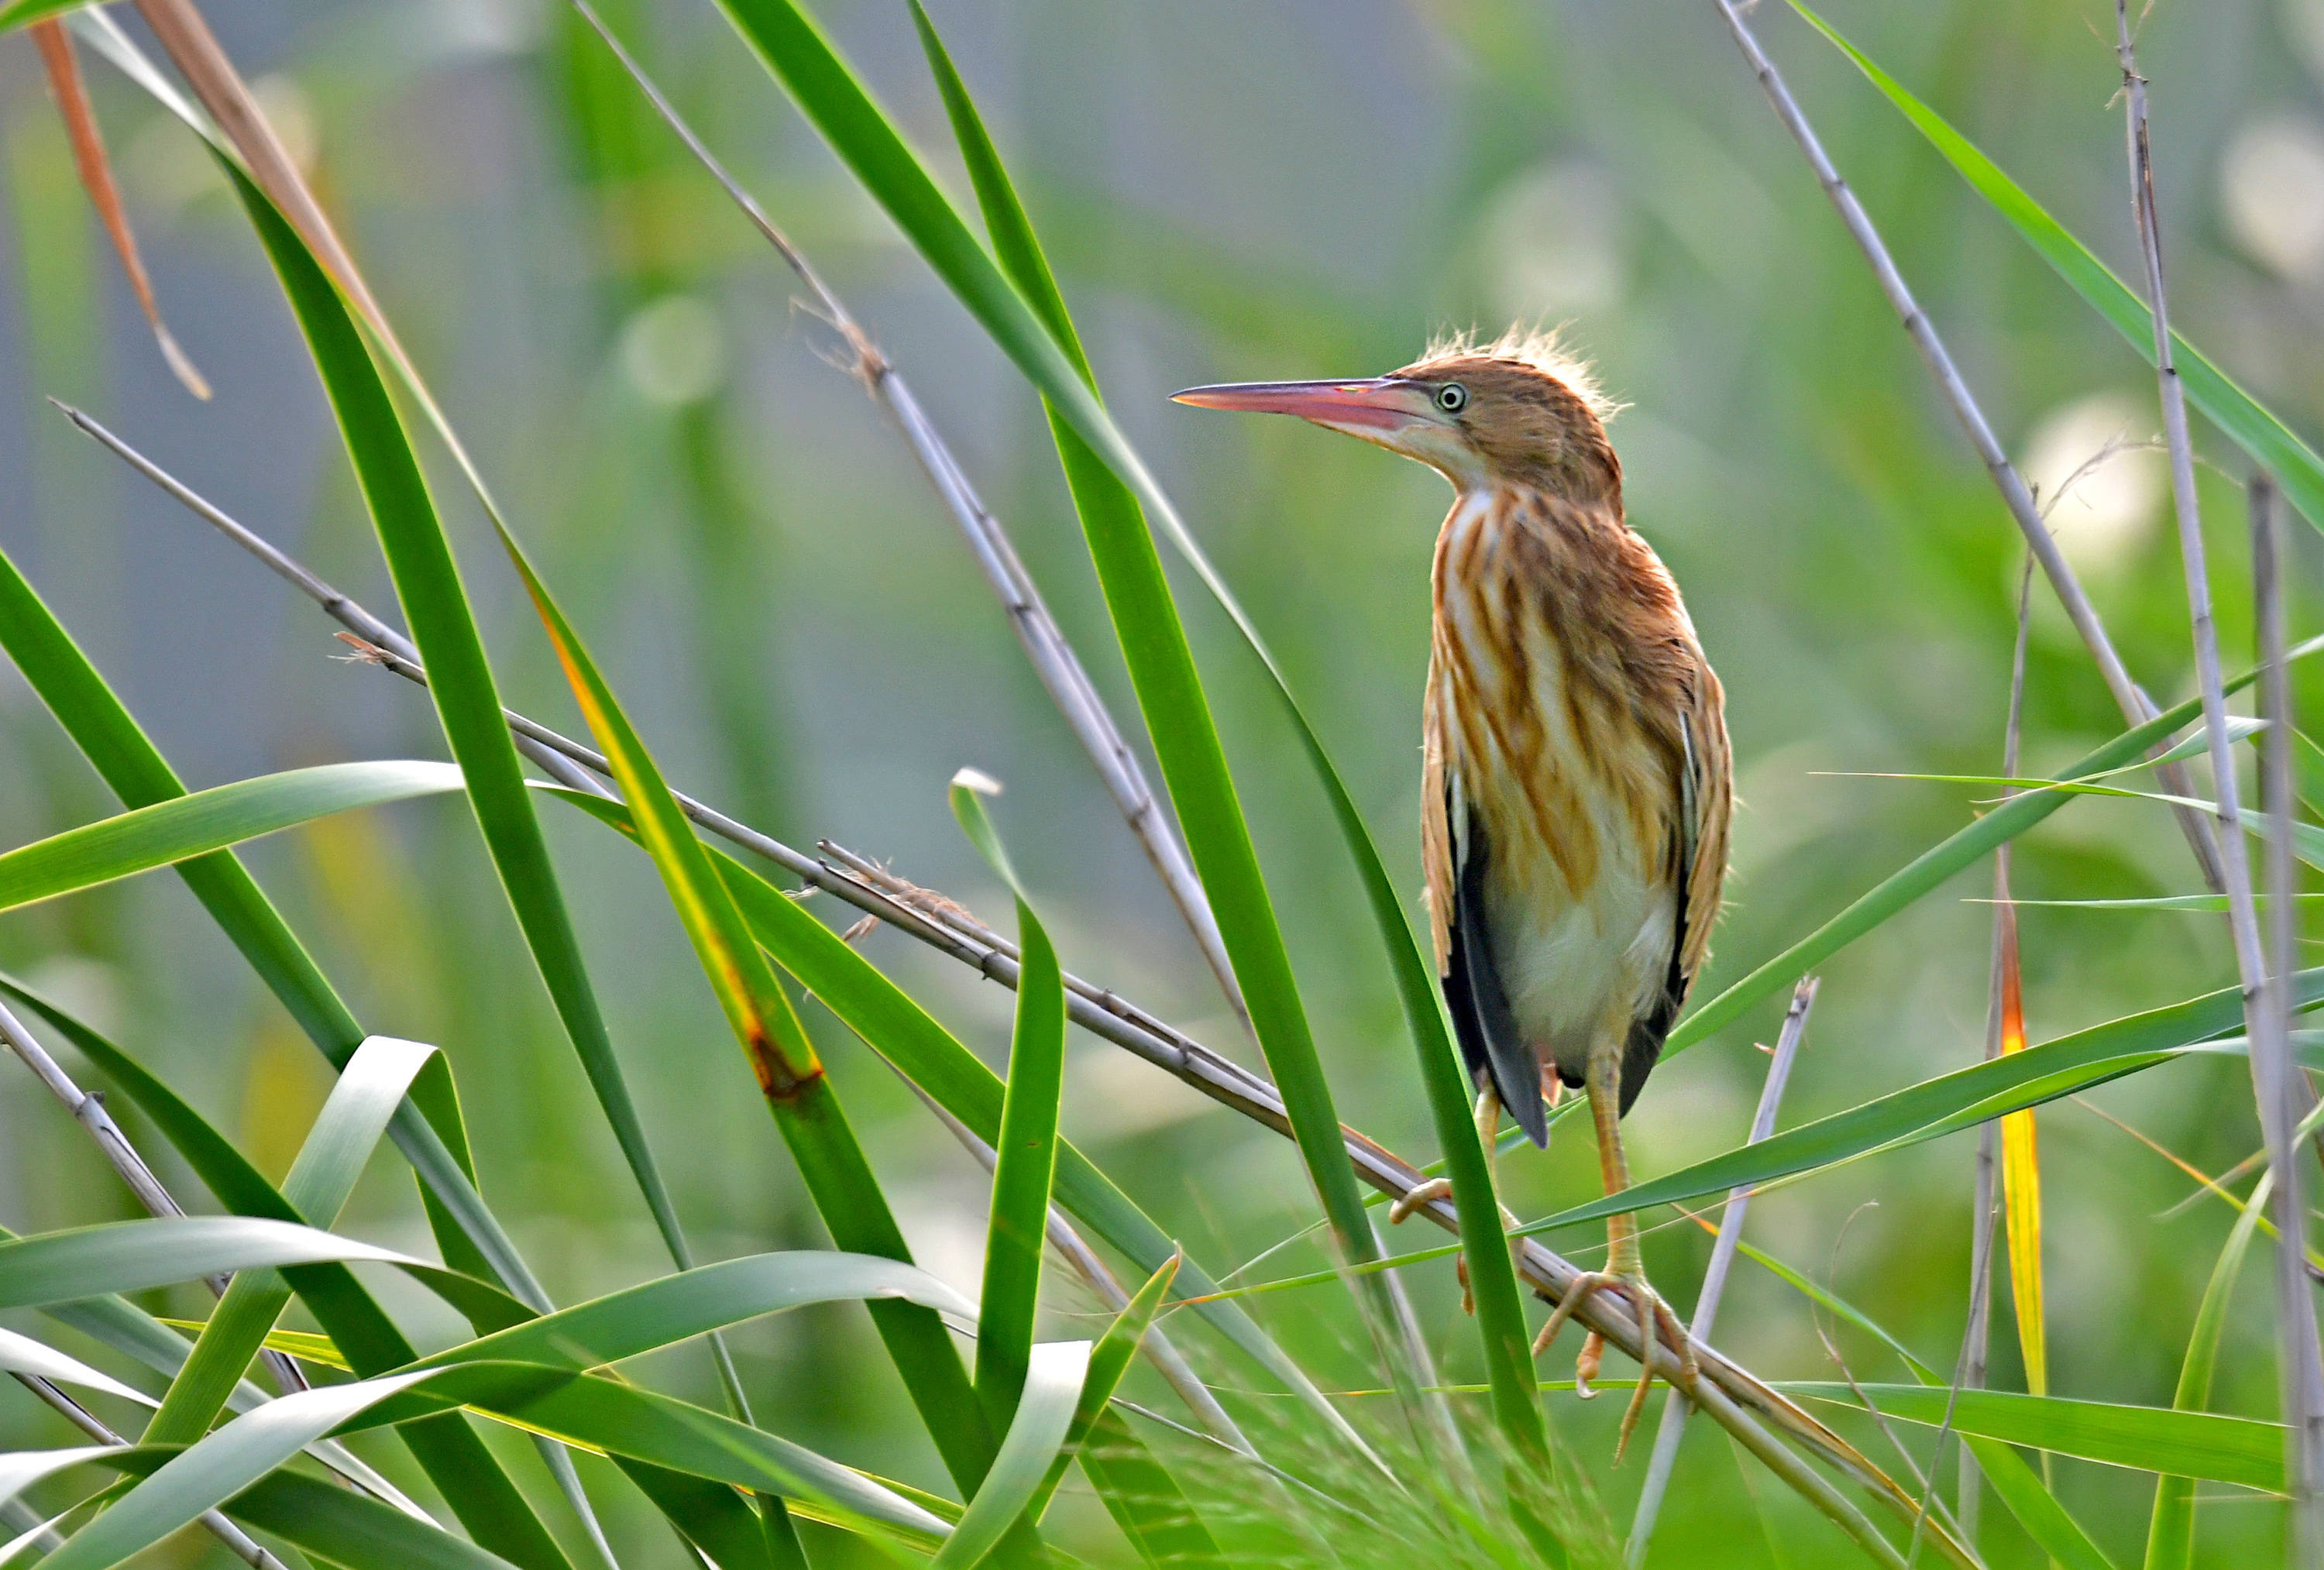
[1391,1178,1527,1317]
[1387,1179,1475,1313]
[1532,1271,1700,1462]
[1388,1177,1452,1224]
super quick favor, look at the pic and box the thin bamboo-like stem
[559,0,1248,1043]
[86,415,1965,1565]
[1708,0,2226,898]
[2255,471,2324,1555]
[0,995,308,1400]
[12,1371,287,1570]
[2114,11,2324,1552]
[1627,975,1820,1565]
[1960,555,2034,1540]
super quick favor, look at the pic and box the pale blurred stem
[0,994,310,1401]
[12,1372,287,1570]
[1960,556,2033,1537]
[1627,975,1820,1568]
[1709,0,2227,898]
[86,414,1965,1568]
[2257,470,2324,1550]
[560,0,1251,1043]
[2114,9,2324,1552]
[879,1063,1253,1455]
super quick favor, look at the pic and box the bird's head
[1173,327,1622,502]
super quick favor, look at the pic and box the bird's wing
[1434,767,1551,1149]
[1618,661,1733,1114]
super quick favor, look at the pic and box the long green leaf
[0,1328,153,1408]
[499,519,1004,1500]
[220,117,699,1328]
[16,1452,513,1570]
[931,1341,1091,1570]
[0,543,506,1276]
[717,0,1397,1349]
[899,0,1529,1458]
[1524,971,2324,1235]
[1738,1243,2118,1570]
[2146,1173,2271,1568]
[950,771,1069,1435]
[149,1036,439,1443]
[400,1251,975,1374]
[33,1363,946,1570]
[1035,1254,1177,1517]
[1783,1386,2282,1493]
[0,761,462,912]
[1788,0,2324,529]
[1671,646,2323,1056]
[1028,1254,1222,1568]
[0,1217,524,1325]
[0,535,569,1556]
[548,785,1377,1460]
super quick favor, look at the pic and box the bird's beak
[1171,377,1439,436]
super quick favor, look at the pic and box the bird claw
[1388,1177,1452,1225]
[1532,1270,1701,1462]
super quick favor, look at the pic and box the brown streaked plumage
[1174,328,1732,1454]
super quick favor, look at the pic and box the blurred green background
[4,0,2324,1563]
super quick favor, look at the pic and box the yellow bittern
[1175,329,1733,1451]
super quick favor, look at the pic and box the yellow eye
[1436,383,1469,413]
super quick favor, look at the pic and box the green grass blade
[148,1036,439,1444]
[497,527,1002,1497]
[901,0,1533,1455]
[0,1216,530,1332]
[0,1218,445,1308]
[1671,649,2319,1056]
[931,1341,1091,1570]
[222,151,699,1315]
[217,1470,521,1570]
[400,1252,975,1373]
[1049,1255,1179,1510]
[1788,0,2324,529]
[548,785,1377,1462]
[1028,1252,1221,1568]
[1076,1414,1222,1570]
[715,0,1391,1318]
[2145,1173,2271,1568]
[36,1453,521,1570]
[1783,1386,2281,1493]
[54,1363,953,1568]
[0,761,463,912]
[0,526,522,1309]
[0,0,84,32]
[1524,971,2324,1236]
[0,1328,154,1408]
[950,772,1068,1435]
[1738,1242,2118,1570]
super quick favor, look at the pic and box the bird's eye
[1436,383,1469,413]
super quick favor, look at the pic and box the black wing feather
[1618,710,1701,1115]
[1442,793,1549,1147]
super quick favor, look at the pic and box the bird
[1173,328,1733,1454]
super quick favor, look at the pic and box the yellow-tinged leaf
[1997,900,2047,1397]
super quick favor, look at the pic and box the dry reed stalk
[1709,0,2226,897]
[2113,11,2324,1551]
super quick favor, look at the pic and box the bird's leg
[1528,1043,1699,1460]
[1388,1087,1521,1317]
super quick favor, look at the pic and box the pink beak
[1171,377,1436,432]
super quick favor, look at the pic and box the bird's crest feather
[1418,325,1624,423]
